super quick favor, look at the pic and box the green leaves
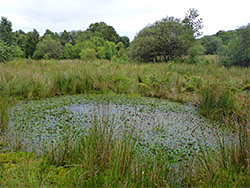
[216,24,250,67]
[0,40,23,63]
[0,17,13,45]
[0,41,11,63]
[24,29,39,58]
[33,37,63,60]
[130,11,201,62]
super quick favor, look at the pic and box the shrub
[186,44,205,64]
[80,48,97,61]
[0,41,23,63]
[33,37,63,59]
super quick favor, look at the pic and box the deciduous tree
[130,10,202,62]
[0,17,13,44]
[24,29,39,58]
[33,37,63,59]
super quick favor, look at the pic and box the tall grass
[1,111,181,187]
[0,95,9,135]
[1,59,250,187]
[199,84,237,125]
[1,59,249,126]
[184,111,250,187]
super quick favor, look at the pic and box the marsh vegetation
[0,8,250,187]
[0,59,249,187]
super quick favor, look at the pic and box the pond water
[8,94,223,160]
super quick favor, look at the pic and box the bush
[80,48,97,61]
[217,24,250,67]
[63,43,80,59]
[33,37,63,59]
[186,44,205,64]
[216,45,231,67]
[0,40,23,63]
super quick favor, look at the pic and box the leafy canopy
[130,9,203,62]
[0,17,13,45]
[33,37,63,59]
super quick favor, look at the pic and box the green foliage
[199,84,236,124]
[87,22,120,43]
[0,41,12,63]
[0,17,13,45]
[101,41,116,60]
[33,37,63,59]
[40,29,58,41]
[199,35,223,55]
[119,36,130,48]
[63,42,80,59]
[229,24,250,67]
[0,40,24,63]
[129,27,157,62]
[80,48,97,61]
[24,29,39,58]
[130,9,202,62]
[215,30,236,45]
[216,45,231,66]
[13,30,26,51]
[112,42,129,63]
[217,24,250,67]
[78,36,119,61]
[186,44,205,64]
[183,8,203,38]
[59,30,70,46]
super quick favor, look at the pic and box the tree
[80,48,97,61]
[0,40,12,63]
[217,24,250,67]
[183,8,203,38]
[40,29,59,41]
[13,30,26,51]
[119,36,130,49]
[69,30,78,45]
[63,42,80,59]
[199,36,223,55]
[87,22,120,43]
[59,30,70,46]
[229,24,250,67]
[129,27,158,62]
[216,45,231,67]
[130,12,200,62]
[112,42,129,63]
[186,44,205,64]
[0,40,23,63]
[33,37,63,59]
[215,30,236,45]
[24,29,40,58]
[0,17,13,44]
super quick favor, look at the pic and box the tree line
[199,24,250,67]
[0,9,249,67]
[0,19,130,63]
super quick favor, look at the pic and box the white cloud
[0,0,249,40]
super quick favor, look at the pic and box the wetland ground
[1,60,249,187]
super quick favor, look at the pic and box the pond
[7,94,224,161]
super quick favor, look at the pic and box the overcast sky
[1,0,249,40]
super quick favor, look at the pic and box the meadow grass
[0,58,250,187]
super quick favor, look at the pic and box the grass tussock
[184,112,250,187]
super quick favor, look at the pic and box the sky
[0,0,249,40]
